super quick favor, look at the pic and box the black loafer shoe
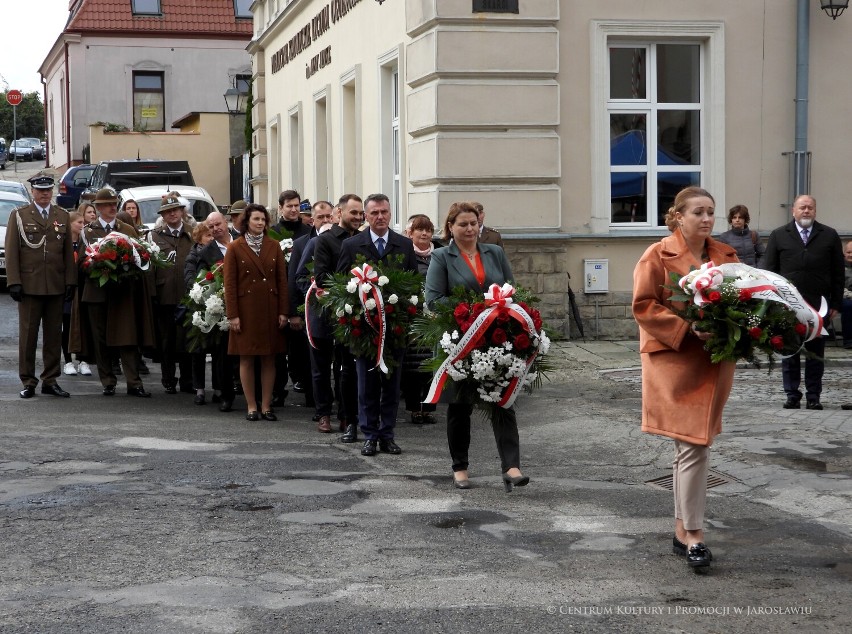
[783,398,801,409]
[41,383,70,398]
[219,400,233,412]
[127,387,152,398]
[194,394,206,406]
[164,385,177,395]
[687,542,712,569]
[19,386,36,399]
[340,424,359,444]
[262,410,277,421]
[806,400,823,410]
[102,385,116,396]
[361,439,378,456]
[379,439,402,455]
[246,411,259,421]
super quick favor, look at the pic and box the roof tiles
[66,0,252,36]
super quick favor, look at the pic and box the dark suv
[85,159,195,197]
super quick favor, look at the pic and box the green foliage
[0,91,45,141]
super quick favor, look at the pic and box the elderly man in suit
[763,194,844,410]
[79,188,156,397]
[5,172,77,398]
[336,193,418,456]
[472,202,503,247]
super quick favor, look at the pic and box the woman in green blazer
[425,202,528,492]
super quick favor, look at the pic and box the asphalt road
[0,281,851,629]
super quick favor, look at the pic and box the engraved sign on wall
[473,0,519,13]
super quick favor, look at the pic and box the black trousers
[781,335,826,402]
[212,336,235,401]
[156,303,191,389]
[446,403,520,473]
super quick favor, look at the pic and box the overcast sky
[2,0,73,95]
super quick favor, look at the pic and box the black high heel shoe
[502,472,529,492]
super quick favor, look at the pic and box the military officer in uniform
[79,188,156,397]
[150,193,194,394]
[5,172,76,398]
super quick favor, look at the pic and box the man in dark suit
[5,172,76,398]
[299,195,363,437]
[336,193,418,456]
[472,202,504,247]
[79,188,156,397]
[763,194,844,410]
[197,211,236,412]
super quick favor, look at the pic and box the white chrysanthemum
[279,238,293,251]
[377,275,389,287]
[189,285,204,303]
[364,298,377,310]
[344,303,353,314]
[336,308,345,318]
[346,280,358,294]
[360,283,372,293]
[409,295,419,306]
[191,311,204,327]
[387,294,398,304]
[539,332,551,355]
[451,330,459,341]
[217,318,230,331]
[205,295,224,312]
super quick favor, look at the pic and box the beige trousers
[673,440,710,531]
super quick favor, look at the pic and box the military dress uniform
[4,177,76,396]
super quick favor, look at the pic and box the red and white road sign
[6,90,23,106]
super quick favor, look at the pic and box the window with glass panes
[608,43,702,226]
[133,71,165,132]
[132,0,161,15]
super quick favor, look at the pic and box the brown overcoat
[632,229,739,446]
[223,235,288,356]
[71,221,156,349]
[150,225,194,305]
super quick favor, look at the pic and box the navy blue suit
[336,230,417,440]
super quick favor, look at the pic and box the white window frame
[590,20,724,233]
[378,48,404,230]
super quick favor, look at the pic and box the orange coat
[632,230,739,446]
[223,235,288,356]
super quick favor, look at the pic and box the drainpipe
[793,0,810,198]
[65,40,72,168]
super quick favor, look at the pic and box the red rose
[491,328,508,345]
[205,272,215,281]
[532,316,543,330]
[708,291,722,303]
[385,304,394,314]
[352,328,362,337]
[122,254,130,263]
[460,319,473,332]
[338,317,348,325]
[350,317,360,326]
[471,303,486,317]
[514,333,531,350]
[749,327,763,339]
[394,325,404,335]
[770,335,784,350]
[794,323,807,336]
[407,305,417,315]
[453,303,470,324]
[497,310,510,323]
[738,289,752,302]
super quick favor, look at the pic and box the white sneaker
[78,361,92,376]
[64,362,77,376]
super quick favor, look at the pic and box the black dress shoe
[361,439,378,456]
[502,472,530,492]
[687,543,712,569]
[194,394,206,405]
[41,383,70,398]
[379,439,402,454]
[246,411,259,421]
[219,400,233,412]
[127,386,152,398]
[340,423,358,443]
[453,475,472,489]
[19,386,36,399]
[674,536,712,561]
[783,398,801,409]
[103,385,116,396]
[806,400,823,410]
[262,410,277,421]
[164,385,177,395]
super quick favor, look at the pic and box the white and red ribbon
[424,283,540,409]
[304,276,323,350]
[350,264,389,374]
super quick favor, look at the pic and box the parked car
[0,180,33,203]
[118,185,217,230]
[0,191,30,287]
[57,164,95,209]
[20,138,45,160]
[86,159,195,199]
[8,140,33,161]
[0,139,6,169]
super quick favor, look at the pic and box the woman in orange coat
[223,203,288,421]
[632,186,738,572]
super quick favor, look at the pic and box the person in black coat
[299,194,364,439]
[336,193,418,457]
[762,195,844,410]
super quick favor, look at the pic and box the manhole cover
[646,469,735,491]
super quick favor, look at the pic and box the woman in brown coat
[223,204,288,421]
[632,186,738,572]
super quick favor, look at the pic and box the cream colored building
[249,0,852,338]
